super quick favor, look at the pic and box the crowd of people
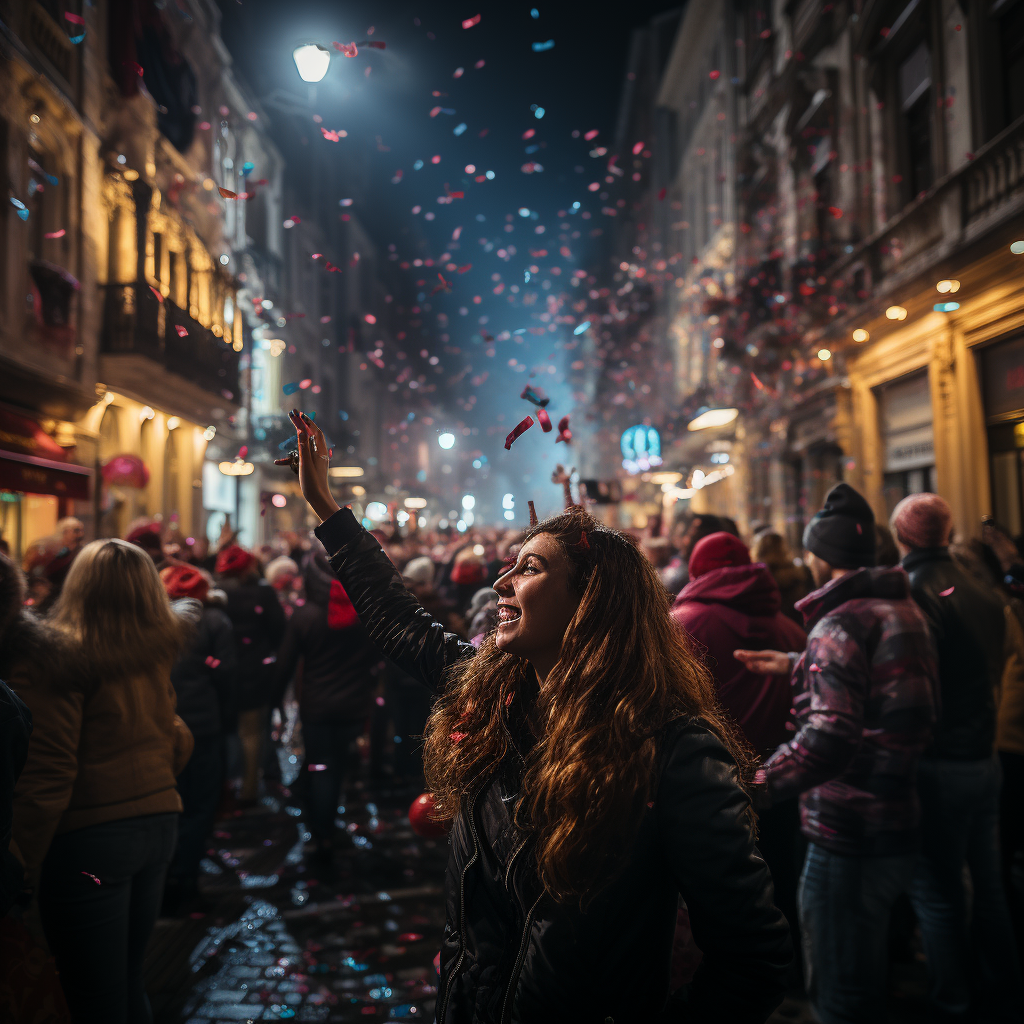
[0,446,1023,1021]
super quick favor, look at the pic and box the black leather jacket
[315,509,791,1024]
[902,548,1006,760]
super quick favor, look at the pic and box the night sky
[215,0,681,519]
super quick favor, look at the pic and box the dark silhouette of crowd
[1,483,1023,1023]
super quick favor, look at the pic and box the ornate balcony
[100,282,240,420]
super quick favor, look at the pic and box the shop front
[0,404,92,558]
[876,371,937,516]
[979,333,1024,537]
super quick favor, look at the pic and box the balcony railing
[100,283,240,403]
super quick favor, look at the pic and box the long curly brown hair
[422,507,755,905]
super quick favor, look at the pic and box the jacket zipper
[499,892,544,1024]
[436,785,483,1023]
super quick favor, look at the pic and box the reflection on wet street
[146,746,445,1024]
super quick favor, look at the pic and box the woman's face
[493,533,581,678]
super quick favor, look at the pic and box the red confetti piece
[81,872,101,885]
[64,11,84,23]
[308,764,328,772]
[450,731,467,743]
[462,13,481,28]
[334,41,358,57]
[939,586,955,597]
[829,206,843,218]
[658,187,667,200]
[218,187,237,199]
[175,324,188,337]
[204,656,221,668]
[584,129,599,140]
[537,408,552,432]
[125,61,143,76]
[149,285,163,303]
[44,228,66,238]
[505,415,534,449]
[709,69,720,79]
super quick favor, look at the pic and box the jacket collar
[795,565,910,630]
[900,547,952,573]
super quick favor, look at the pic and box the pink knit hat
[891,493,953,549]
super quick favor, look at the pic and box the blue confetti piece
[339,410,349,420]
[69,32,85,44]
[531,8,540,17]
[17,209,29,222]
[532,39,555,51]
[525,144,540,154]
[282,382,299,394]
[242,161,254,173]
[454,123,467,136]
[574,320,591,335]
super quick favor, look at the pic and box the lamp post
[292,44,331,84]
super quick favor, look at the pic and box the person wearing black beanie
[735,481,938,1023]
[802,482,876,572]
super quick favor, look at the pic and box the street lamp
[293,43,331,83]
[687,408,739,431]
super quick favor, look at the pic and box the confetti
[283,382,300,395]
[462,14,481,29]
[520,383,549,406]
[175,324,188,337]
[64,11,84,23]
[537,408,552,432]
[505,415,534,449]
[218,187,237,199]
[81,872,101,885]
[556,415,571,443]
[204,656,221,668]
[44,228,66,238]
[532,39,555,51]
[939,586,955,597]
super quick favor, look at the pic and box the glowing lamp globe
[409,792,449,839]
[293,43,331,83]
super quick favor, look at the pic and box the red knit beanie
[215,544,255,577]
[891,493,953,550]
[688,531,751,580]
[160,564,210,603]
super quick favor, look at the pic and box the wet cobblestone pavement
[146,776,445,1024]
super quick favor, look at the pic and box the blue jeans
[301,719,362,844]
[798,842,916,1023]
[38,812,178,1024]
[908,756,1023,1022]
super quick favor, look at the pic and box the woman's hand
[733,649,791,675]
[274,409,341,523]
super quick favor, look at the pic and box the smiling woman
[282,410,792,1024]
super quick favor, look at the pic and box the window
[1000,3,1024,129]
[878,372,936,515]
[899,42,933,196]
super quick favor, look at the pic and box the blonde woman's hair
[50,538,190,678]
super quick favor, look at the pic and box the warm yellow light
[212,324,223,337]
[351,485,366,496]
[29,113,40,124]
[936,279,960,294]
[329,466,365,478]
[885,305,908,320]
[267,339,286,357]
[103,391,117,405]
[648,471,683,485]
[146,162,156,177]
[404,497,428,508]
[817,348,832,361]
[852,328,869,343]
[166,416,180,430]
[232,339,243,352]
[203,178,215,190]
[123,169,139,181]
[688,408,739,431]
[203,425,216,441]
[140,406,155,421]
[219,460,255,476]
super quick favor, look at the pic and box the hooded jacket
[672,565,806,756]
[315,508,791,1024]
[219,575,286,712]
[764,567,938,857]
[274,552,382,723]
[0,678,30,916]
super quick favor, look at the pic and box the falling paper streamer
[537,408,552,432]
[505,415,534,450]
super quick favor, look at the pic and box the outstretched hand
[733,649,791,675]
[274,409,341,523]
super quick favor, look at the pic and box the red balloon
[408,792,449,839]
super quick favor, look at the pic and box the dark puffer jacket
[315,508,791,1024]
[764,567,938,857]
[169,598,237,740]
[219,576,286,713]
[671,564,806,757]
[901,547,1007,760]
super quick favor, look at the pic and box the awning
[0,405,92,499]
[0,449,92,499]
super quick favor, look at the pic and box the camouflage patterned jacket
[764,567,938,857]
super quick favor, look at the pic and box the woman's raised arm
[279,409,473,691]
